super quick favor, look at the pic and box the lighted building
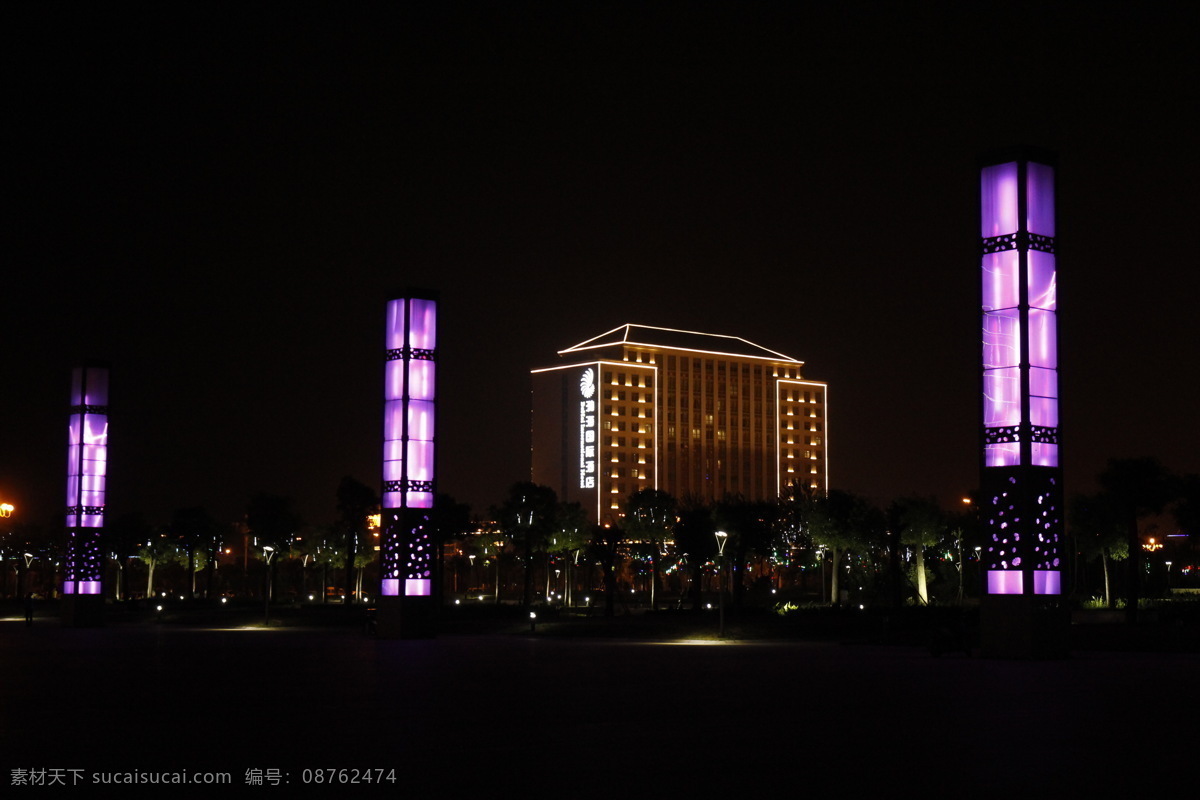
[532,324,827,523]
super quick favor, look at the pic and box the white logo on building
[579,368,596,488]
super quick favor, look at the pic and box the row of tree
[1070,458,1199,616]
[4,459,1194,614]
[476,457,1197,615]
[1,477,386,603]
[479,480,968,613]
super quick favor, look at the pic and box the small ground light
[156,605,162,612]
[221,598,227,604]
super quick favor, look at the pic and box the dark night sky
[3,1,1197,531]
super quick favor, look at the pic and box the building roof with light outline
[558,324,802,364]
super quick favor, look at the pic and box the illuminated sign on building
[578,367,596,489]
[979,151,1062,597]
[64,363,108,596]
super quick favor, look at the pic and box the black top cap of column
[75,358,112,370]
[388,287,440,302]
[978,145,1058,168]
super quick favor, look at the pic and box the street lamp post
[715,531,729,639]
[493,539,504,604]
[816,548,826,606]
[20,552,34,602]
[974,546,982,597]
[959,497,973,604]
[563,550,577,609]
[262,545,276,626]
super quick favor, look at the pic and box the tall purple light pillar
[63,362,108,626]
[978,149,1067,657]
[379,290,438,638]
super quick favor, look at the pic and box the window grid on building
[533,325,827,522]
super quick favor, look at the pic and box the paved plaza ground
[1,605,1195,796]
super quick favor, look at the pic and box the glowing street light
[263,545,276,626]
[715,531,729,639]
[493,539,505,604]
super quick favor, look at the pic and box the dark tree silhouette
[588,520,624,617]
[171,506,222,599]
[888,495,947,606]
[808,490,885,605]
[1097,458,1175,623]
[548,501,589,607]
[245,493,301,602]
[335,477,378,605]
[624,488,676,610]
[495,482,558,609]
[1173,474,1200,539]
[106,512,151,601]
[673,500,717,611]
[1069,491,1129,607]
[714,495,775,609]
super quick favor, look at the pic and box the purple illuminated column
[979,151,1062,599]
[381,291,438,632]
[64,363,108,597]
